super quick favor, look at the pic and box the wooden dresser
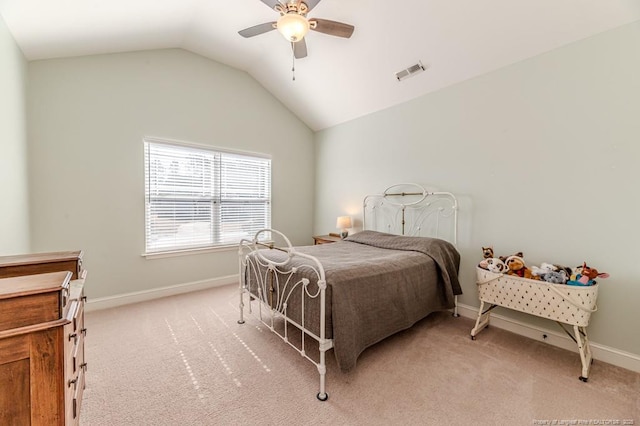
[0,251,86,426]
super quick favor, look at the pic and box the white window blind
[144,138,271,253]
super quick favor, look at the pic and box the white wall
[315,22,640,356]
[27,48,315,299]
[0,15,29,255]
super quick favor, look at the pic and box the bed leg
[238,251,246,325]
[316,352,328,401]
[452,295,460,317]
[238,278,245,325]
[316,342,329,401]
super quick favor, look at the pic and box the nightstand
[313,234,342,245]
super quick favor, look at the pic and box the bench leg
[574,325,593,382]
[470,301,492,340]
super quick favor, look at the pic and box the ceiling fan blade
[310,18,354,38]
[292,39,308,59]
[238,22,277,38]
[259,0,284,10]
[304,0,322,12]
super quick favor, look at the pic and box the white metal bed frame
[237,183,459,401]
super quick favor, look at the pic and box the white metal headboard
[363,183,458,245]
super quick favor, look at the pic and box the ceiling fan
[238,0,355,59]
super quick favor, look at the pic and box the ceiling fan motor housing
[276,1,308,16]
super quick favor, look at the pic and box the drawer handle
[68,377,78,389]
[81,295,87,302]
[69,333,78,343]
[81,328,87,336]
[80,362,88,372]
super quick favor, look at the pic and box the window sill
[142,244,237,260]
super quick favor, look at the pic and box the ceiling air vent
[395,62,426,82]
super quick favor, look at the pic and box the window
[144,137,271,254]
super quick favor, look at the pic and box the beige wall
[314,22,640,356]
[0,15,29,255]
[27,48,315,299]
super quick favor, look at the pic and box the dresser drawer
[65,300,86,370]
[65,307,84,426]
[65,367,85,425]
[69,273,86,302]
[0,272,71,331]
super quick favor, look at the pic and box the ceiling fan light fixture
[277,13,309,42]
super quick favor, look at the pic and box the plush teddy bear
[499,251,524,263]
[567,262,609,286]
[505,256,532,279]
[540,270,568,284]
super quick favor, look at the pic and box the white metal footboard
[238,229,333,401]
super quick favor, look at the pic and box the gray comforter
[246,230,461,371]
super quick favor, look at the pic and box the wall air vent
[395,61,427,82]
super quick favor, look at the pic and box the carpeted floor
[80,284,639,425]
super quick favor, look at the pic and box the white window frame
[143,136,271,256]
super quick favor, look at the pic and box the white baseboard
[85,275,237,312]
[457,302,640,374]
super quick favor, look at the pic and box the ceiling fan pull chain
[291,48,296,81]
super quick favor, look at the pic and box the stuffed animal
[482,246,494,259]
[569,264,584,281]
[531,262,557,278]
[479,257,507,273]
[554,264,573,277]
[499,251,524,263]
[505,256,532,279]
[582,263,609,281]
[540,270,568,284]
[567,262,609,286]
[486,258,506,273]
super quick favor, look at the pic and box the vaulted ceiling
[1,0,639,131]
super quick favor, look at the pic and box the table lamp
[336,216,352,239]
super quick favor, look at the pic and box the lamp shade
[277,13,309,42]
[336,216,352,230]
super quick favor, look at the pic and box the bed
[237,183,462,400]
